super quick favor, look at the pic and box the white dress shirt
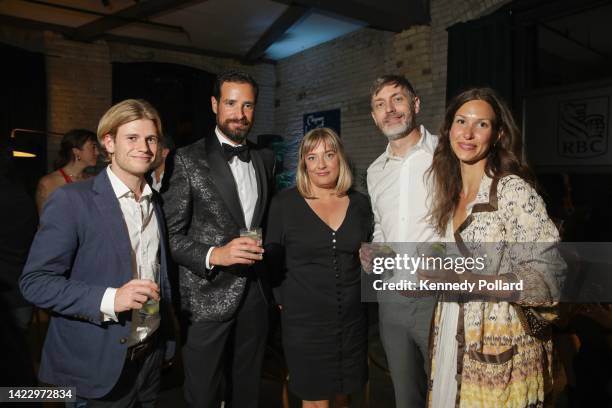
[100,166,160,326]
[205,127,258,269]
[367,126,441,285]
[367,125,440,243]
[151,170,164,192]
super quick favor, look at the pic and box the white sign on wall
[524,83,612,170]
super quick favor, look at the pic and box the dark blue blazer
[20,170,174,399]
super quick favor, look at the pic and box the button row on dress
[333,230,339,286]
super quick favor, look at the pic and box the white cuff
[205,246,216,270]
[100,288,118,322]
[372,234,383,243]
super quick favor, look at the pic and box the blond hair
[296,127,352,198]
[97,99,163,160]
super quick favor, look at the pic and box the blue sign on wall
[303,109,341,136]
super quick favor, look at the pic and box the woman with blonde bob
[266,128,372,407]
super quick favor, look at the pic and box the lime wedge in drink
[141,300,159,315]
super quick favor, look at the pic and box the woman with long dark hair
[35,129,98,212]
[424,88,564,407]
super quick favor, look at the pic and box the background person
[148,136,174,193]
[35,128,99,213]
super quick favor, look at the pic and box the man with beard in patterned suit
[162,70,275,408]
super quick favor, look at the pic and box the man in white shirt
[363,75,439,407]
[149,136,173,193]
[20,99,175,406]
[162,71,275,408]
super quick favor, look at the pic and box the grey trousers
[378,296,436,408]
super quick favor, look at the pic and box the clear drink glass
[139,263,160,315]
[240,227,263,244]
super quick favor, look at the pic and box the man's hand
[359,245,374,273]
[210,237,264,267]
[114,279,160,313]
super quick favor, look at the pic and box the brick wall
[274,28,395,191]
[0,26,275,171]
[1,0,510,174]
[273,0,510,190]
[43,32,112,170]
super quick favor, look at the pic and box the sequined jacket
[428,175,565,408]
[162,135,275,322]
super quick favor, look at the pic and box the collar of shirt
[377,125,436,169]
[106,166,153,201]
[151,171,164,193]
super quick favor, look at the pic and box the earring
[76,155,81,161]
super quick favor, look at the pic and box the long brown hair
[427,87,535,235]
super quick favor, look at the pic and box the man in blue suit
[20,99,175,407]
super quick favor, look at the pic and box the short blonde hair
[296,127,353,198]
[97,99,163,160]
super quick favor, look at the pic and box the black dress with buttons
[265,187,373,400]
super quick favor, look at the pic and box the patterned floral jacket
[428,175,565,408]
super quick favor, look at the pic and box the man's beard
[380,116,417,141]
[218,118,252,143]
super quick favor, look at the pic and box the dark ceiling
[0,0,431,63]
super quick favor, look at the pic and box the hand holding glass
[240,227,263,260]
[138,263,160,315]
[240,227,262,244]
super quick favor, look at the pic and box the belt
[126,332,158,361]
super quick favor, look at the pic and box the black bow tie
[222,143,250,162]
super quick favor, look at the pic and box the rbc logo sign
[558,97,609,158]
